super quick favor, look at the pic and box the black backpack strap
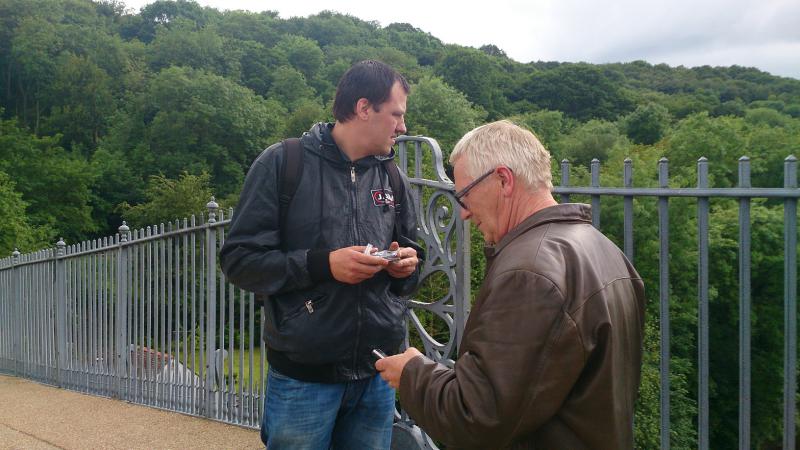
[382,159,405,241]
[279,138,304,246]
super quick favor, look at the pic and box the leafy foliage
[405,75,487,155]
[119,171,215,228]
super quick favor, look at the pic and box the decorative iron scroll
[392,136,471,449]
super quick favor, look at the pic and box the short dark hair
[332,60,410,122]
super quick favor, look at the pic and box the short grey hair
[449,120,552,192]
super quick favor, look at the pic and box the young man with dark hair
[221,60,421,449]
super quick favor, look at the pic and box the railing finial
[118,221,130,243]
[207,196,219,223]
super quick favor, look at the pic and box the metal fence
[0,136,467,448]
[555,155,798,450]
[0,140,798,449]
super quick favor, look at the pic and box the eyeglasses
[453,169,495,211]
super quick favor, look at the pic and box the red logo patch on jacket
[371,189,395,207]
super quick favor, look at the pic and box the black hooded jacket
[220,123,420,383]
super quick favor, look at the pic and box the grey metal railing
[0,135,466,449]
[557,155,798,450]
[0,148,797,450]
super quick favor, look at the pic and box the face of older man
[453,158,504,244]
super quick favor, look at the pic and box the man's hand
[375,347,422,389]
[384,241,419,279]
[330,246,390,284]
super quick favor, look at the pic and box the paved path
[0,374,261,449]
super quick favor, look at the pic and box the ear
[355,98,371,120]
[497,166,514,196]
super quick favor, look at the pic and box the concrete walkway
[0,374,261,449]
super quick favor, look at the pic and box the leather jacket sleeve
[399,269,584,449]
[220,147,316,296]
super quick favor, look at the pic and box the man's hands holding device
[329,242,418,284]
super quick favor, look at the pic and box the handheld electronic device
[373,250,400,261]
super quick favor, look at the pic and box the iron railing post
[658,158,670,450]
[11,248,20,377]
[697,158,709,450]
[560,159,571,204]
[783,155,798,450]
[591,158,601,229]
[623,158,634,263]
[738,157,751,450]
[55,238,67,388]
[455,211,470,350]
[115,222,130,399]
[205,197,219,418]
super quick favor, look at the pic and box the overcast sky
[123,0,800,79]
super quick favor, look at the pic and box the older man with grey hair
[376,120,645,449]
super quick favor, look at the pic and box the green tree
[744,107,792,128]
[89,147,142,236]
[267,65,317,111]
[274,34,324,80]
[405,75,487,156]
[0,169,50,255]
[42,53,116,152]
[284,99,327,139]
[621,103,672,145]
[9,16,62,132]
[507,110,572,148]
[104,66,284,196]
[552,119,630,166]
[381,22,443,66]
[516,63,635,121]
[434,45,510,118]
[129,0,212,43]
[147,19,234,76]
[0,115,96,242]
[120,172,216,228]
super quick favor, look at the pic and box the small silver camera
[373,250,400,261]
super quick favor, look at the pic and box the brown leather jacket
[399,204,645,449]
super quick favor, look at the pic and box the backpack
[278,138,406,244]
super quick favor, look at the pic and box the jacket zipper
[350,164,363,375]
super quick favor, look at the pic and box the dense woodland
[1,0,799,448]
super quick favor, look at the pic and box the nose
[396,117,406,135]
[459,206,470,221]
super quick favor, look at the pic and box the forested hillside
[1,0,799,448]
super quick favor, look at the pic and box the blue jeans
[260,368,395,450]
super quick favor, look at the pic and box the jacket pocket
[278,291,329,327]
[265,289,353,365]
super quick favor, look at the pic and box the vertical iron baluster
[191,215,198,415]
[205,199,219,419]
[560,159,570,204]
[249,292,255,427]
[697,157,710,450]
[159,223,167,407]
[784,155,798,449]
[239,287,245,424]
[658,158,671,450]
[738,157,751,450]
[55,239,66,388]
[591,159,601,229]
[623,159,634,263]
